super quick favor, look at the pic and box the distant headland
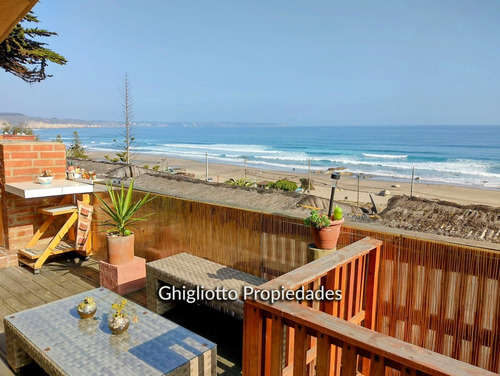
[0,112,287,129]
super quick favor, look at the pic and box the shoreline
[86,151,500,210]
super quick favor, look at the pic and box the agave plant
[94,179,154,236]
[225,178,255,187]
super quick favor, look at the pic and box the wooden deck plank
[44,263,99,286]
[33,269,91,294]
[0,258,243,375]
[0,271,50,308]
[39,262,98,293]
[0,303,15,332]
[64,262,100,285]
[0,356,16,376]
[0,267,60,304]
[126,289,148,307]
[0,279,16,300]
[14,268,78,300]
[2,296,33,313]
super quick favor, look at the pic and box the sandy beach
[86,151,500,210]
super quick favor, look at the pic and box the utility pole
[307,159,311,194]
[159,157,168,172]
[410,167,415,197]
[206,152,209,181]
[357,174,360,207]
[356,173,365,207]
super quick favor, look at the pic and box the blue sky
[1,0,499,125]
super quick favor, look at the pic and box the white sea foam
[159,143,275,154]
[362,153,408,159]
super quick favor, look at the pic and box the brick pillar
[0,141,68,252]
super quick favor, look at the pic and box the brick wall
[0,135,36,141]
[0,247,18,268]
[0,140,68,253]
[0,141,66,183]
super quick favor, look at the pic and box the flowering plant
[109,299,139,323]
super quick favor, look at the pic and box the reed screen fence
[91,190,500,373]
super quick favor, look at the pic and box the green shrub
[267,179,298,192]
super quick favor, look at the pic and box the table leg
[146,274,162,313]
[5,321,32,372]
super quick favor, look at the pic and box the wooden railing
[243,237,381,375]
[91,189,500,373]
[242,238,496,376]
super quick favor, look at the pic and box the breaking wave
[362,153,408,159]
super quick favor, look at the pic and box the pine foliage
[0,12,67,83]
[67,131,88,159]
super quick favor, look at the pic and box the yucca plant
[94,179,154,236]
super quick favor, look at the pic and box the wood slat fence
[339,227,500,373]
[243,237,496,376]
[90,189,500,373]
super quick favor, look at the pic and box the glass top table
[4,288,216,375]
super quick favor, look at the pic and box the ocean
[36,125,500,189]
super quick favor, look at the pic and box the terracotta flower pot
[311,218,344,250]
[107,233,134,265]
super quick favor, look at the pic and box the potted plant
[304,208,344,250]
[36,170,54,185]
[77,296,97,319]
[108,299,130,334]
[94,179,154,265]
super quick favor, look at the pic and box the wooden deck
[0,256,241,375]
